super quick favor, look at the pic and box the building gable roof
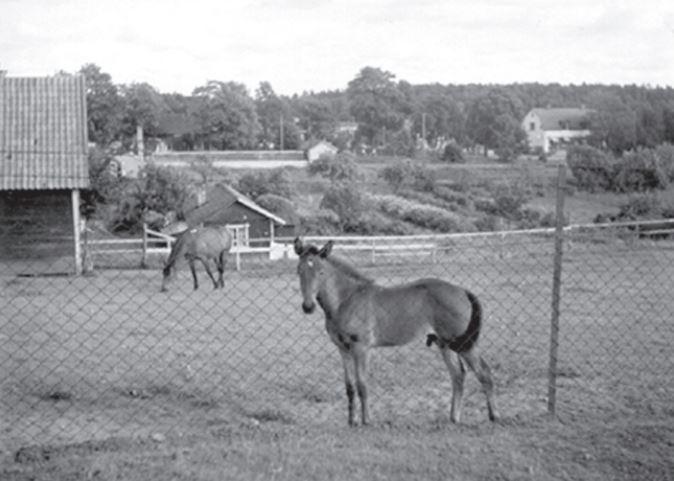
[185,183,287,226]
[0,75,89,190]
[529,108,592,131]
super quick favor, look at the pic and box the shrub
[307,152,362,182]
[378,161,436,192]
[373,195,467,232]
[654,143,674,181]
[378,161,414,192]
[237,169,292,199]
[319,184,367,231]
[255,194,298,224]
[566,145,615,192]
[440,143,464,163]
[612,148,668,192]
[616,194,663,220]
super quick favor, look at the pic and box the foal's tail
[446,290,482,353]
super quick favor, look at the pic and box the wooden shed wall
[0,190,74,272]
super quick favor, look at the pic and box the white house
[522,108,592,154]
[305,140,338,162]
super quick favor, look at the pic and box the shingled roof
[529,108,592,131]
[0,75,89,190]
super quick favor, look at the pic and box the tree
[192,81,261,149]
[347,67,407,147]
[307,152,362,182]
[79,63,123,146]
[465,89,526,157]
[119,82,165,144]
[254,81,301,149]
[587,91,638,154]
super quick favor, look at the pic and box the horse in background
[293,237,499,426]
[160,227,233,292]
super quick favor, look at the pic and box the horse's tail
[446,290,482,353]
[163,230,189,277]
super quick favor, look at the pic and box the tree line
[77,63,674,158]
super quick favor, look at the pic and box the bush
[475,183,532,220]
[378,161,414,192]
[319,184,367,231]
[378,161,436,192]
[307,152,362,182]
[373,195,468,232]
[654,143,674,181]
[612,148,668,192]
[255,194,298,224]
[237,169,292,199]
[566,145,616,192]
[440,143,464,163]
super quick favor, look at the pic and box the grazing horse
[293,238,498,426]
[160,227,232,292]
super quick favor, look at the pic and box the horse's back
[187,227,232,256]
[370,278,473,346]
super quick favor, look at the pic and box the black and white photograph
[1,1,673,479]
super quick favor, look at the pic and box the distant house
[305,140,338,162]
[111,154,144,178]
[522,108,592,154]
[181,183,289,240]
[0,74,89,274]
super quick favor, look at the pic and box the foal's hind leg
[217,251,227,288]
[199,258,219,289]
[459,348,499,422]
[188,258,199,290]
[439,347,466,423]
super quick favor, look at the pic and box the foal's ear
[293,237,304,255]
[319,240,333,258]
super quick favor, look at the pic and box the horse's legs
[459,348,499,422]
[353,348,370,425]
[338,349,357,426]
[188,258,199,290]
[439,347,466,423]
[217,251,227,288]
[199,258,218,289]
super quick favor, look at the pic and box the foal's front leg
[338,349,356,426]
[353,348,370,425]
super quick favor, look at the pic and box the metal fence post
[547,164,566,416]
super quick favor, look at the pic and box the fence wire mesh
[1,221,673,452]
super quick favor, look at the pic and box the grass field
[1,231,673,480]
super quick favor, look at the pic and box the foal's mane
[327,255,374,284]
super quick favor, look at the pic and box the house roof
[303,139,338,151]
[528,108,592,131]
[0,75,89,190]
[185,183,287,226]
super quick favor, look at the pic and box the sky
[1,0,673,96]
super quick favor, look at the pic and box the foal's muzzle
[302,301,316,314]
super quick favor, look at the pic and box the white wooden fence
[84,218,674,271]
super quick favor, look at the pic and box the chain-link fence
[1,195,673,452]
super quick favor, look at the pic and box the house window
[529,122,535,131]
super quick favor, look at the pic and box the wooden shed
[182,184,289,240]
[0,74,89,274]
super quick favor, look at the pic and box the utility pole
[421,113,426,141]
[279,114,284,151]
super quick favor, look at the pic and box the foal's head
[294,238,333,314]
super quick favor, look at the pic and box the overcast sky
[1,0,673,96]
